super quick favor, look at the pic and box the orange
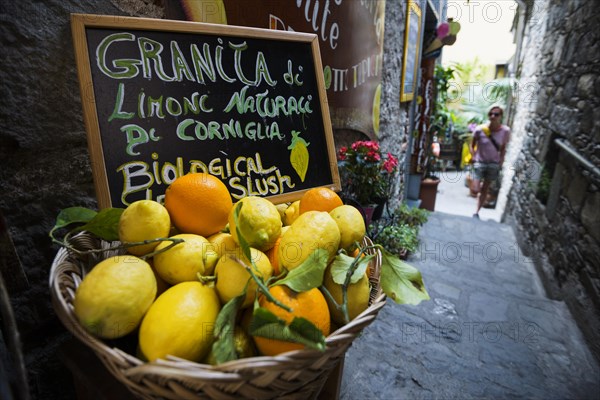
[265,237,282,276]
[299,187,343,214]
[164,173,232,237]
[253,286,330,356]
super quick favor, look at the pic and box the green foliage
[380,249,430,305]
[369,203,429,258]
[49,206,124,244]
[329,252,373,285]
[420,65,460,178]
[373,224,420,256]
[249,308,326,351]
[393,204,430,228]
[272,248,328,292]
[445,60,516,130]
[211,291,246,364]
[430,65,458,135]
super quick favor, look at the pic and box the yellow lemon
[323,265,371,325]
[278,211,341,271]
[275,203,289,220]
[139,281,220,362]
[118,200,171,256]
[153,234,217,285]
[283,200,301,226]
[148,259,170,298]
[329,205,366,252]
[215,247,273,308]
[229,196,282,252]
[206,232,241,275]
[73,255,156,339]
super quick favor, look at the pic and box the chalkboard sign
[71,14,340,208]
[400,1,422,102]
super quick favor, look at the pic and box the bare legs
[470,179,491,216]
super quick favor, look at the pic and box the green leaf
[211,291,246,364]
[288,317,326,350]
[249,307,326,351]
[380,249,429,305]
[330,253,374,285]
[55,207,98,228]
[76,208,124,241]
[273,248,328,292]
[50,207,97,236]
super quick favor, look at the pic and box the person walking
[469,106,511,218]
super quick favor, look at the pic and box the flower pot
[419,178,440,211]
[362,204,378,227]
[371,197,388,221]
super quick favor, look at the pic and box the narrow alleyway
[433,170,503,222]
[341,175,600,399]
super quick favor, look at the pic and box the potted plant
[337,140,399,225]
[370,203,429,259]
[373,224,419,260]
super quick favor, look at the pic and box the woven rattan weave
[50,233,385,399]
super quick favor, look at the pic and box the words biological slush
[94,32,315,205]
[118,152,295,204]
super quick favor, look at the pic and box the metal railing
[554,138,600,179]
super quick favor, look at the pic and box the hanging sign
[400,0,423,102]
[71,13,340,208]
[166,0,386,138]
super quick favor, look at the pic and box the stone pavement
[433,170,503,222]
[340,211,600,399]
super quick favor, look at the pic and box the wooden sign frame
[400,1,423,102]
[71,13,340,208]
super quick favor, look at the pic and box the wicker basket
[50,233,386,399]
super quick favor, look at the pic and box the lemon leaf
[380,249,429,305]
[53,207,98,229]
[75,208,124,241]
[50,207,97,241]
[249,307,326,351]
[212,291,245,364]
[330,253,374,285]
[288,317,326,350]
[272,248,328,292]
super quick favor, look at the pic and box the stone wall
[379,0,412,210]
[0,0,410,397]
[504,0,600,360]
[0,2,162,398]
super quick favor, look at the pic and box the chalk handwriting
[97,33,277,86]
[117,152,295,204]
